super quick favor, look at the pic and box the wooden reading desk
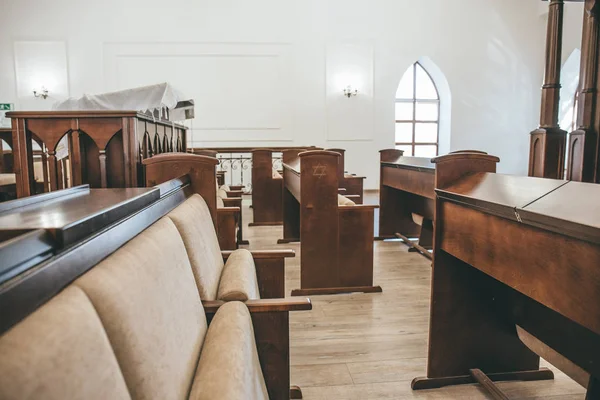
[413,151,600,399]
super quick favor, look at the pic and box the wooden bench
[250,149,284,226]
[412,151,600,399]
[378,149,490,259]
[0,167,310,399]
[277,150,380,296]
[143,153,247,251]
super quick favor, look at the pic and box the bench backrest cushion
[189,301,268,400]
[168,194,225,300]
[0,286,131,400]
[74,217,206,400]
[338,194,356,206]
[218,188,228,199]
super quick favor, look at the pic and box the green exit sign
[0,103,13,128]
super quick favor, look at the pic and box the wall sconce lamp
[33,87,49,99]
[343,85,358,98]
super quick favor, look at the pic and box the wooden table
[413,151,600,399]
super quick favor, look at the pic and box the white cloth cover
[53,83,194,120]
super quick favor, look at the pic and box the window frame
[395,62,441,157]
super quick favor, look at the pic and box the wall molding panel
[103,42,294,142]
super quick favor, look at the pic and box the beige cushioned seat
[189,301,268,400]
[218,188,228,199]
[217,196,225,208]
[0,286,131,400]
[272,169,282,179]
[218,249,260,301]
[220,184,231,191]
[168,194,225,300]
[168,194,260,301]
[74,217,207,400]
[338,194,356,206]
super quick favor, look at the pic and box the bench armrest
[226,190,244,197]
[221,249,295,260]
[227,185,245,191]
[222,197,242,207]
[338,204,379,211]
[221,250,295,298]
[217,206,240,214]
[202,298,312,314]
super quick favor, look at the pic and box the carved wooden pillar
[99,149,107,188]
[41,147,49,192]
[568,0,600,182]
[69,128,83,186]
[529,0,567,179]
[48,151,58,192]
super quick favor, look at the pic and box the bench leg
[254,258,286,299]
[252,311,303,400]
[290,385,303,399]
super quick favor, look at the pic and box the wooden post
[569,1,600,182]
[529,0,568,179]
[47,151,58,192]
[99,149,107,188]
[69,128,83,186]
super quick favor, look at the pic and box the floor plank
[241,194,586,399]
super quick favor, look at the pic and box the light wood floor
[241,193,585,400]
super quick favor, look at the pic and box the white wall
[0,0,584,188]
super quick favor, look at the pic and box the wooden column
[69,128,83,186]
[568,0,600,181]
[529,0,567,179]
[99,149,108,188]
[47,151,58,192]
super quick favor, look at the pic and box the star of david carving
[312,163,327,179]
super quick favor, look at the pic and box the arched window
[395,62,440,157]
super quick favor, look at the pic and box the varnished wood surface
[240,193,586,399]
[0,187,158,247]
[437,172,567,211]
[519,181,600,244]
[381,155,435,171]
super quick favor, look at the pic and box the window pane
[415,123,438,143]
[395,123,412,143]
[395,65,414,99]
[414,145,437,158]
[395,144,413,156]
[415,64,438,100]
[395,102,413,120]
[415,102,438,121]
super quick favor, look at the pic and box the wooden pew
[378,149,434,258]
[0,167,310,400]
[142,153,237,248]
[250,149,284,226]
[378,149,489,260]
[278,150,380,296]
[412,151,600,399]
[326,148,365,204]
